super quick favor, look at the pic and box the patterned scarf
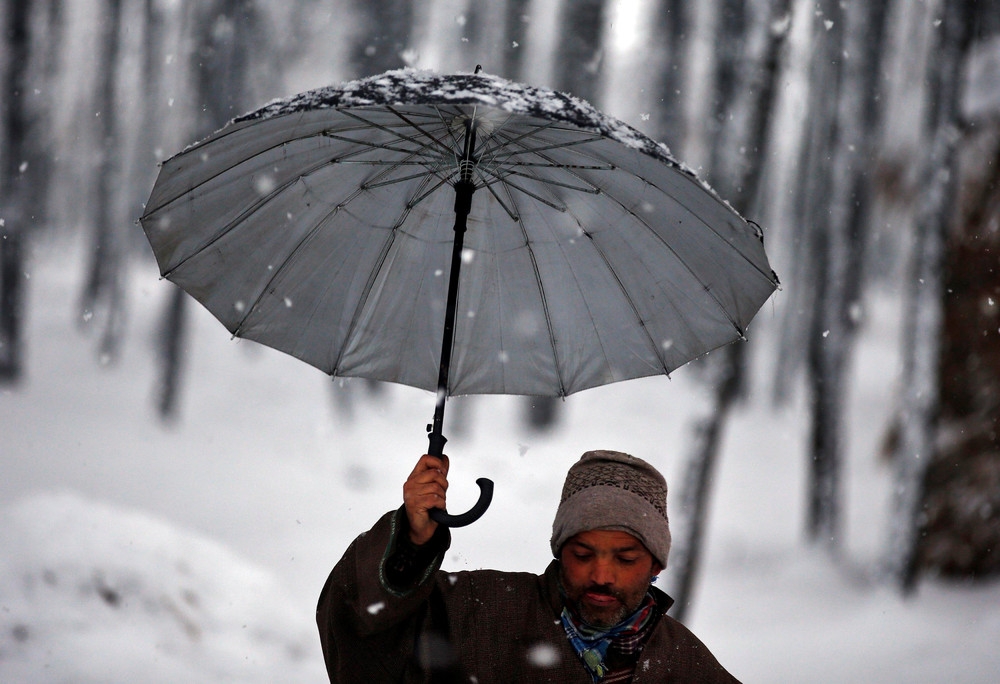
[560,594,657,682]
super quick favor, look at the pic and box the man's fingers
[406,479,447,501]
[404,453,451,545]
[409,453,450,478]
[405,465,448,494]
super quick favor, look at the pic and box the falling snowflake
[527,643,559,668]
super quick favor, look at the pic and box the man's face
[558,529,662,629]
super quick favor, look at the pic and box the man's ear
[651,561,663,577]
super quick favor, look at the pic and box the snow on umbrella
[139,67,779,526]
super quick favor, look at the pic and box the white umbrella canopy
[140,68,779,525]
[142,68,777,396]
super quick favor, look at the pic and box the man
[318,450,740,682]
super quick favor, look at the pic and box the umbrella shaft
[428,180,474,456]
[428,117,478,456]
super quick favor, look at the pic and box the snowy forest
[2,0,1000,681]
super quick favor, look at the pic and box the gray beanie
[550,450,671,567]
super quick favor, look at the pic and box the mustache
[583,584,624,601]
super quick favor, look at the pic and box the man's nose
[591,559,615,586]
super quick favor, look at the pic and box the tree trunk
[900,2,1000,586]
[920,127,1000,580]
[773,1,842,406]
[156,285,188,420]
[706,0,749,177]
[887,0,975,592]
[652,0,689,148]
[552,0,606,104]
[807,0,889,549]
[79,0,126,365]
[348,0,413,77]
[0,0,32,381]
[667,344,741,623]
[192,0,257,135]
[501,0,531,80]
[135,0,165,220]
[666,0,788,621]
[800,0,847,549]
[153,0,261,418]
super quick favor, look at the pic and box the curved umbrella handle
[429,477,494,527]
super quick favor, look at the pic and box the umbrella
[139,67,779,527]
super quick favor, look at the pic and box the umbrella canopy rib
[386,105,457,157]
[485,127,610,195]
[158,151,372,279]
[406,174,457,210]
[489,175,569,213]
[330,172,439,377]
[336,108,455,160]
[230,183,371,338]
[149,139,369,230]
[228,153,449,340]
[581,226,673,375]
[533,168,671,378]
[485,134,606,167]
[321,132,434,158]
[587,181,749,337]
[616,167,777,290]
[514,211,568,397]
[498,119,777,302]
[361,169,442,190]
[481,177,520,222]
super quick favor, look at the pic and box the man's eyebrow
[613,545,643,554]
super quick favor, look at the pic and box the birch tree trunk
[666,0,790,621]
[0,0,32,381]
[348,0,413,77]
[772,0,839,405]
[552,0,606,104]
[79,0,126,365]
[652,0,689,148]
[887,0,975,592]
[501,0,531,80]
[154,0,261,418]
[806,0,889,549]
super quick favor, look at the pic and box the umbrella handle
[429,477,494,527]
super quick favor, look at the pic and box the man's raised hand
[403,454,449,545]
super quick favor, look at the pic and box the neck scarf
[560,593,657,682]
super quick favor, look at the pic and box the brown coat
[317,509,740,683]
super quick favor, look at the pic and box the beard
[563,583,645,630]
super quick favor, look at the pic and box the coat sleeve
[316,508,451,683]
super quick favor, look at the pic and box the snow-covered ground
[2,235,999,682]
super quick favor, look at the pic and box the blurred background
[1,0,999,681]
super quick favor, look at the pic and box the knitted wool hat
[550,450,671,567]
